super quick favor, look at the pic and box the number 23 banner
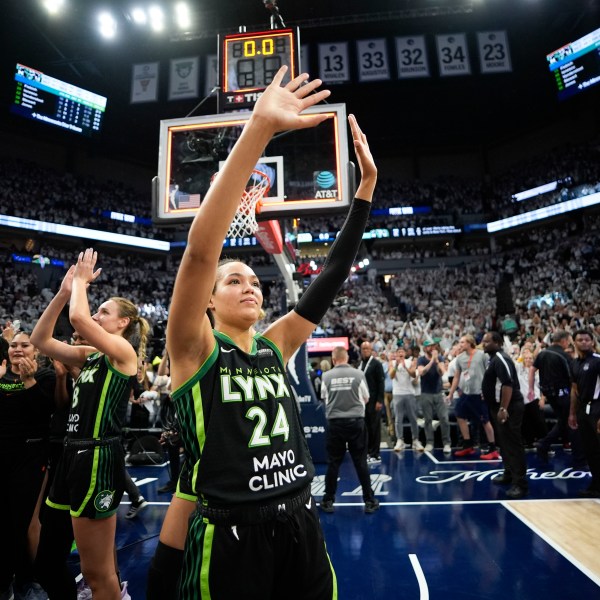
[477,31,512,73]
[318,42,350,84]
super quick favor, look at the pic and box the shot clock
[218,27,300,111]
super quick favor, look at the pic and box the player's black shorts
[179,486,337,599]
[46,436,126,519]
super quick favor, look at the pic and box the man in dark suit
[359,340,385,464]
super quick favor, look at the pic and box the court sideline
[100,444,600,599]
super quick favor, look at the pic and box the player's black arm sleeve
[294,197,370,325]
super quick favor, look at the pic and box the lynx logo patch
[94,490,115,512]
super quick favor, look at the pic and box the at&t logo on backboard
[314,170,338,199]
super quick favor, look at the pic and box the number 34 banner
[436,33,471,77]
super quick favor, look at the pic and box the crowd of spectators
[1,209,598,363]
[2,138,599,241]
[0,157,157,238]
[1,137,599,362]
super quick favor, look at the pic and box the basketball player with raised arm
[146,66,377,599]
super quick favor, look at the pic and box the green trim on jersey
[328,550,338,599]
[213,330,258,355]
[171,340,220,399]
[93,369,113,438]
[172,329,313,505]
[171,340,220,493]
[45,498,70,511]
[73,447,101,517]
[102,353,133,378]
[201,522,215,599]
[69,352,133,440]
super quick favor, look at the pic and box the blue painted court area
[106,447,599,598]
[321,502,598,599]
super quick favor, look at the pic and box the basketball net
[226,169,271,239]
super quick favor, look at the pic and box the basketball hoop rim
[220,168,272,238]
[246,168,271,215]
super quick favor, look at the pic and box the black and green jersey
[172,330,315,506]
[67,352,133,440]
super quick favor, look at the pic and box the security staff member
[320,346,379,514]
[568,329,600,498]
[482,331,528,499]
[529,330,574,461]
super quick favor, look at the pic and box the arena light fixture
[42,0,65,16]
[149,5,165,32]
[174,2,191,30]
[130,6,147,25]
[98,11,118,39]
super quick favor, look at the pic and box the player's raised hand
[349,114,377,201]
[252,66,331,133]
[73,248,102,286]
[58,265,76,297]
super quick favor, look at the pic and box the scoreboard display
[11,63,107,136]
[547,26,600,101]
[219,28,300,111]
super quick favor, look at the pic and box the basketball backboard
[152,103,353,225]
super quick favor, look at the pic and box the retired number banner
[436,33,471,77]
[131,62,159,103]
[318,42,350,84]
[356,38,390,82]
[477,31,512,73]
[396,36,430,79]
[169,56,199,100]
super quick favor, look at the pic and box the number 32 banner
[318,42,350,84]
[356,39,390,82]
[396,36,430,79]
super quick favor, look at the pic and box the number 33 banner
[356,39,390,82]
[318,42,350,84]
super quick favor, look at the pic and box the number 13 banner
[356,39,390,82]
[318,42,350,84]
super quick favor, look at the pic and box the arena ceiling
[1,0,599,169]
